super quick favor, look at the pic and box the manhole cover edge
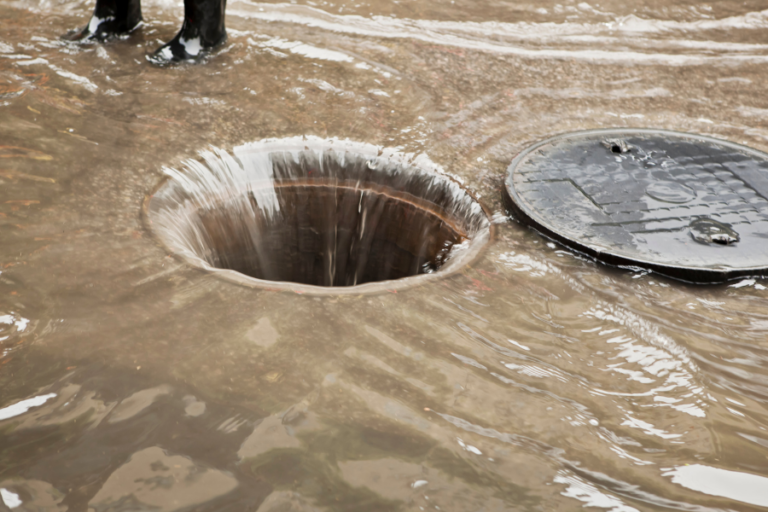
[504,128,768,284]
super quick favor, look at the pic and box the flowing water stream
[2,0,768,510]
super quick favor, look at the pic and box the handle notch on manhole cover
[689,218,740,246]
[602,138,632,154]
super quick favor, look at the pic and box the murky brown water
[2,0,768,510]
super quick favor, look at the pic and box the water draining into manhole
[145,138,490,293]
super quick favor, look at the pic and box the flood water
[2,0,768,510]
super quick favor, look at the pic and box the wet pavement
[2,0,768,510]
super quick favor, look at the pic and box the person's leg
[149,0,227,64]
[63,0,142,41]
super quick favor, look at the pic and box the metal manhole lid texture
[504,129,768,282]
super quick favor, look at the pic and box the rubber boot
[149,0,227,64]
[62,0,142,42]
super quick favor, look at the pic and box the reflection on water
[663,464,768,508]
[89,447,239,512]
[1,0,768,510]
[0,392,56,421]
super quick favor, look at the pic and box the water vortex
[145,138,490,294]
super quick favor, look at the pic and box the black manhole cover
[504,128,768,283]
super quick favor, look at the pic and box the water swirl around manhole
[144,138,491,294]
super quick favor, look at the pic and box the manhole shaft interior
[146,138,491,294]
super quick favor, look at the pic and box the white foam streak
[0,393,57,421]
[554,471,639,512]
[621,413,681,440]
[257,37,353,62]
[50,66,98,92]
[663,465,768,507]
[229,2,768,65]
[0,489,21,509]
[14,58,98,92]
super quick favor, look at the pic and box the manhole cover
[145,138,490,294]
[504,128,768,283]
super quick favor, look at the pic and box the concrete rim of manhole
[504,128,768,283]
[144,137,492,296]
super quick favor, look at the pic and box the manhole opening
[146,139,490,292]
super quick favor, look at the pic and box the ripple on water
[1,0,768,510]
[0,311,30,362]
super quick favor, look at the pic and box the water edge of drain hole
[143,138,493,295]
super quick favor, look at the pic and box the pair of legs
[63,0,227,63]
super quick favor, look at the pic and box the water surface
[2,0,768,510]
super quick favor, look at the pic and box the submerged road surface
[1,0,768,510]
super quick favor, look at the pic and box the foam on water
[228,2,768,65]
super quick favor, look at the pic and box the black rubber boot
[149,0,227,64]
[62,0,142,42]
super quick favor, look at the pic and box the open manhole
[145,138,490,294]
[504,128,768,283]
